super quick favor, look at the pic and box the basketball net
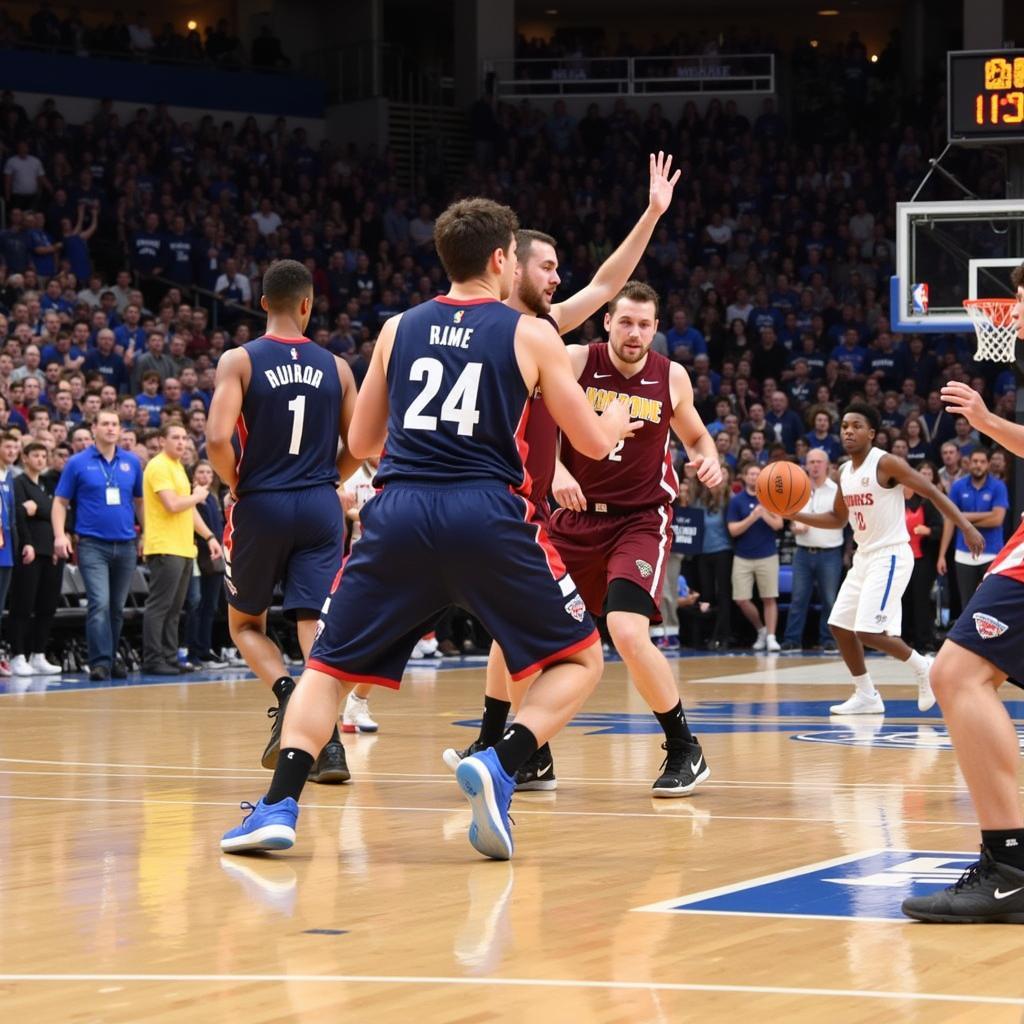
[963,298,1018,362]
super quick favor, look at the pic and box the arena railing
[492,53,775,98]
[145,274,267,332]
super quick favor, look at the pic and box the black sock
[328,723,341,744]
[494,723,537,776]
[982,829,1024,870]
[654,701,693,744]
[535,741,552,763]
[479,695,512,746]
[265,747,314,804]
[272,676,294,702]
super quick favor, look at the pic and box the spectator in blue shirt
[163,214,196,286]
[113,303,146,359]
[665,308,707,363]
[58,202,98,284]
[804,409,842,462]
[938,448,1009,612]
[40,277,73,317]
[136,371,166,426]
[866,331,904,391]
[829,328,869,379]
[0,207,30,273]
[83,328,128,393]
[747,286,782,335]
[52,409,143,681]
[727,462,784,651]
[765,391,804,452]
[131,212,166,278]
[27,211,60,278]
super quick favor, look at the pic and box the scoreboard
[948,50,1024,143]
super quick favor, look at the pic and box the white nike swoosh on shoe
[536,764,552,777]
[640,379,660,385]
[593,372,612,378]
[690,758,703,774]
[994,887,1024,899]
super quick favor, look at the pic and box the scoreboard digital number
[949,50,1024,143]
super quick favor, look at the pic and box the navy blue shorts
[307,482,598,688]
[946,573,1024,686]
[223,485,343,617]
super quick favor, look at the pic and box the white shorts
[827,544,913,635]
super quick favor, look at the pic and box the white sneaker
[342,692,379,733]
[916,655,936,712]
[752,629,767,651]
[220,646,247,667]
[830,690,885,715]
[411,637,442,659]
[765,634,781,653]
[29,653,62,675]
[10,654,33,677]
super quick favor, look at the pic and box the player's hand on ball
[941,381,990,429]
[964,524,986,559]
[687,455,722,488]
[648,151,681,216]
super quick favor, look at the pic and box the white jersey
[839,447,909,554]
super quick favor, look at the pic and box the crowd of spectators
[0,39,1013,670]
[0,4,290,70]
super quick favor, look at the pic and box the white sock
[905,650,929,674]
[756,626,766,637]
[852,672,876,697]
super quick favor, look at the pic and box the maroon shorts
[546,505,673,622]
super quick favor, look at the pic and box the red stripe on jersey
[514,491,567,580]
[509,629,600,682]
[235,413,249,477]
[511,396,533,498]
[986,517,1024,583]
[264,334,311,344]
[306,658,401,690]
[222,502,237,595]
[434,295,499,306]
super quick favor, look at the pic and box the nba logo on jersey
[973,612,1008,639]
[911,282,929,314]
[453,310,464,324]
[290,347,299,360]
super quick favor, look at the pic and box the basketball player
[447,280,721,797]
[207,259,361,784]
[789,402,983,715]
[902,265,1024,922]
[445,152,682,791]
[221,198,638,860]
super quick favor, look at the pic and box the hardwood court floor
[1,653,1023,1023]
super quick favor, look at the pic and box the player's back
[839,446,910,553]
[561,343,677,509]
[376,297,530,489]
[237,335,341,495]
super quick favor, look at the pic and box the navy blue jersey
[236,335,342,495]
[375,297,529,489]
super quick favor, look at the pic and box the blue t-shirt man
[949,470,1009,561]
[727,487,780,559]
[54,445,143,542]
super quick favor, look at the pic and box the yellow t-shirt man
[143,451,197,558]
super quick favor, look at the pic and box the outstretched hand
[940,381,991,431]
[648,151,681,216]
[687,454,723,488]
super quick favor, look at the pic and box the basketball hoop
[963,298,1019,361]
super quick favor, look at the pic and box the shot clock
[949,50,1024,143]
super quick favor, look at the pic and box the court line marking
[0,792,978,828]
[0,973,1021,1006]
[633,848,975,918]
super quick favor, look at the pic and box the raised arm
[668,362,722,488]
[206,347,250,496]
[550,152,680,334]
[518,317,638,460]
[879,452,984,557]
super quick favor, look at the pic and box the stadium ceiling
[518,0,900,14]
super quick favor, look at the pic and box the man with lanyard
[938,447,1009,614]
[53,410,144,681]
[781,448,843,653]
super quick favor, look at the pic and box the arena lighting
[818,9,840,14]
[545,8,558,13]
[810,39,819,47]
[187,19,197,30]
[870,54,879,62]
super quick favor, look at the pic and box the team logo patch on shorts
[974,612,1009,639]
[564,594,587,622]
[635,559,654,579]
[314,618,326,642]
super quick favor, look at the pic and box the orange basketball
[756,461,811,517]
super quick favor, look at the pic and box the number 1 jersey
[236,335,342,495]
[375,297,532,491]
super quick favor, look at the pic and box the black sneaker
[652,737,711,798]
[902,848,1024,922]
[515,745,557,791]
[442,739,486,773]
[779,642,802,652]
[261,693,291,770]
[111,658,128,680]
[88,665,110,682]
[307,740,351,784]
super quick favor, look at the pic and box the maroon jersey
[522,314,560,513]
[561,343,678,510]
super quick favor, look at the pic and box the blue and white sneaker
[455,748,515,861]
[220,797,298,854]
